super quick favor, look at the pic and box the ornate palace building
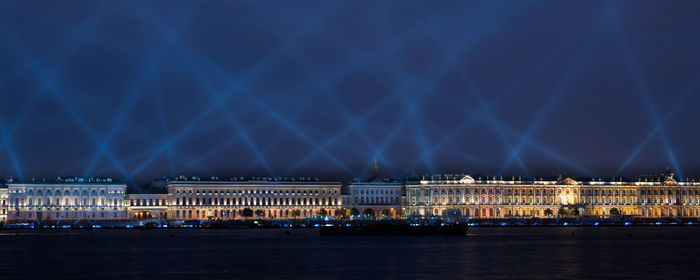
[166,176,343,220]
[405,172,700,219]
[5,178,128,222]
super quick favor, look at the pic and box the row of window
[407,206,700,217]
[353,189,400,195]
[174,196,339,206]
[408,194,700,206]
[12,198,122,207]
[174,208,322,219]
[19,211,122,219]
[130,199,167,206]
[411,187,700,196]
[353,196,399,205]
[174,188,339,195]
[12,189,123,196]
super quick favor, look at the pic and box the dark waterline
[1,227,699,279]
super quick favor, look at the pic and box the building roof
[410,172,700,187]
[167,175,337,183]
[7,177,125,186]
[166,179,342,186]
[558,177,578,185]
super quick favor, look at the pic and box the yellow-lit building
[405,173,700,218]
[166,177,343,220]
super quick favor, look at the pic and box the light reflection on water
[1,227,699,279]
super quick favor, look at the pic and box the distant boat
[320,223,468,236]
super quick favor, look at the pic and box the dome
[558,177,578,185]
[663,177,677,186]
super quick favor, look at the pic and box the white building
[0,187,7,223]
[126,193,171,220]
[7,178,127,222]
[345,179,403,218]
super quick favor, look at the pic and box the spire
[371,160,380,179]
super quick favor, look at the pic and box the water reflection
[0,227,698,279]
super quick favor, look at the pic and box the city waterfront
[1,226,699,279]
[2,1,700,279]
[4,170,700,226]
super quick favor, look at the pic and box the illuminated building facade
[166,177,343,220]
[126,194,171,220]
[405,172,700,218]
[0,187,7,222]
[2,171,699,223]
[6,179,127,222]
[344,180,403,218]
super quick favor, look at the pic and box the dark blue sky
[1,0,700,183]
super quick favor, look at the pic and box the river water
[1,226,698,279]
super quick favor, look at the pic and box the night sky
[1,1,700,184]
